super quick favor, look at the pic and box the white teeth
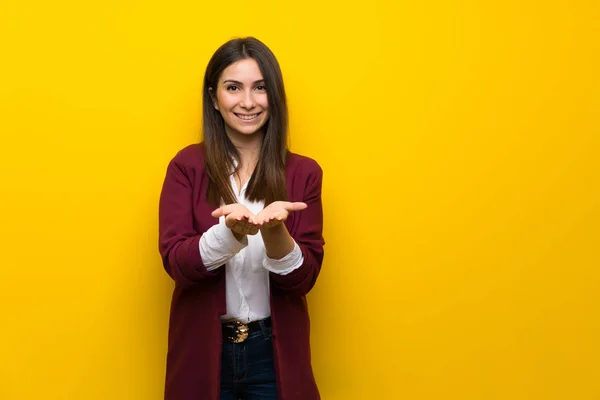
[237,113,258,120]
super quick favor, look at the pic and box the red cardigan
[158,143,324,400]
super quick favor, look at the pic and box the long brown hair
[202,37,289,206]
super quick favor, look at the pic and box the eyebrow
[222,79,265,85]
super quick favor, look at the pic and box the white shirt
[198,175,303,323]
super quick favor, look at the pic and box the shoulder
[286,152,323,178]
[286,152,323,198]
[168,143,206,172]
[285,152,323,205]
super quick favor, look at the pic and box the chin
[242,129,264,136]
[238,124,267,136]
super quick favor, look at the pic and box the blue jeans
[219,319,277,400]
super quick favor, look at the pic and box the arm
[199,219,248,271]
[158,158,244,287]
[268,165,325,296]
[261,217,296,259]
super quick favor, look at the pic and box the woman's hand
[252,201,307,230]
[211,204,259,239]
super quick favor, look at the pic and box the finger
[257,214,272,227]
[242,218,256,235]
[262,219,276,229]
[225,212,246,228]
[283,202,308,212]
[238,216,252,232]
[211,207,223,218]
[227,218,240,231]
[242,222,253,235]
[251,211,264,225]
[211,204,237,218]
[231,217,252,235]
[250,213,263,226]
[225,215,240,229]
[263,214,284,229]
[245,214,261,230]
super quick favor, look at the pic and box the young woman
[158,37,325,400]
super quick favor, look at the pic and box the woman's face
[212,58,269,138]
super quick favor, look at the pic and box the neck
[226,128,264,168]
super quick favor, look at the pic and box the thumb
[211,204,235,218]
[285,202,308,211]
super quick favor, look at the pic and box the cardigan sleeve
[269,162,325,296]
[158,156,218,288]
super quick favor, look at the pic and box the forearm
[199,220,248,270]
[260,223,295,259]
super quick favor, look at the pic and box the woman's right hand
[211,204,259,240]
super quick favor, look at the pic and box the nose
[240,89,256,109]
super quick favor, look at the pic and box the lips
[235,112,261,121]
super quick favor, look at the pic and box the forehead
[220,58,264,82]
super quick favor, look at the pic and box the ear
[208,87,219,110]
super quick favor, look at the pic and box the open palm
[211,203,259,236]
[252,201,307,230]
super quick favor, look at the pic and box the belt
[222,317,271,343]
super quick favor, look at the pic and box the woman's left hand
[251,201,307,230]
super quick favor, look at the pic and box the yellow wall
[1,1,599,399]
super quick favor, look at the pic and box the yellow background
[1,0,599,399]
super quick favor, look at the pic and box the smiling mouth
[235,112,261,121]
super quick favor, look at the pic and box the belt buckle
[230,321,249,343]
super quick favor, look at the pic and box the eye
[255,85,266,91]
[226,85,240,91]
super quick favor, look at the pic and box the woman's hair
[202,37,289,206]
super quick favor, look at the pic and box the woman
[158,37,324,400]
